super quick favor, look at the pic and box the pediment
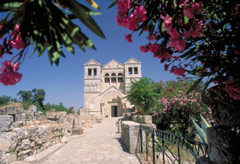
[100,86,124,97]
[103,59,124,69]
[124,58,141,64]
[84,59,101,66]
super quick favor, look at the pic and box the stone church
[83,58,142,117]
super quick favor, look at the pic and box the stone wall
[0,105,103,164]
[0,119,70,164]
[120,113,155,154]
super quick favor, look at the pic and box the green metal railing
[137,125,208,164]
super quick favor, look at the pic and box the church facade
[83,58,142,117]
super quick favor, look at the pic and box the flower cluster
[116,0,147,31]
[0,24,26,86]
[152,80,210,137]
[0,61,22,86]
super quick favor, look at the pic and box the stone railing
[120,113,155,154]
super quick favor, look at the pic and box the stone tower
[83,59,102,113]
[124,58,142,92]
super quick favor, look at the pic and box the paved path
[40,118,140,164]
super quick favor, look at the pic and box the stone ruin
[0,104,103,164]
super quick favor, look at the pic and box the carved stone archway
[100,91,125,117]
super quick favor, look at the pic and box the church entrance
[111,106,118,117]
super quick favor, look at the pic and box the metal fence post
[178,146,181,164]
[140,125,143,153]
[146,132,148,161]
[152,129,156,164]
[162,140,165,164]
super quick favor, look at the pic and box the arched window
[118,73,123,83]
[111,73,116,83]
[105,73,110,83]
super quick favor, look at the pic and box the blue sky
[0,1,177,108]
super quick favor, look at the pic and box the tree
[0,0,105,85]
[32,88,45,109]
[116,0,240,100]
[0,95,12,106]
[126,77,162,115]
[17,90,33,101]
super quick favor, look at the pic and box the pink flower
[170,67,186,77]
[0,61,22,86]
[117,0,131,13]
[0,61,20,72]
[184,3,202,19]
[153,111,158,117]
[153,48,173,60]
[169,39,186,52]
[167,28,181,40]
[140,45,149,53]
[10,24,25,50]
[148,34,157,40]
[0,72,22,86]
[167,28,186,52]
[160,14,172,30]
[148,44,159,53]
[10,33,25,49]
[183,21,203,38]
[177,0,189,7]
[125,34,132,42]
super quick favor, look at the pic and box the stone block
[4,153,17,163]
[0,115,13,132]
[132,115,138,122]
[122,113,131,120]
[20,139,31,150]
[121,121,140,154]
[142,115,152,124]
[35,112,45,121]
[137,115,143,123]
[14,128,25,140]
[0,132,17,152]
[130,112,137,121]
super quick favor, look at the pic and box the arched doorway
[100,91,125,117]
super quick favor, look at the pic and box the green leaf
[186,77,203,94]
[0,2,22,11]
[52,51,60,62]
[161,22,165,33]
[89,11,102,16]
[200,114,211,135]
[85,0,100,10]
[184,16,189,24]
[192,120,207,144]
[67,0,105,39]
